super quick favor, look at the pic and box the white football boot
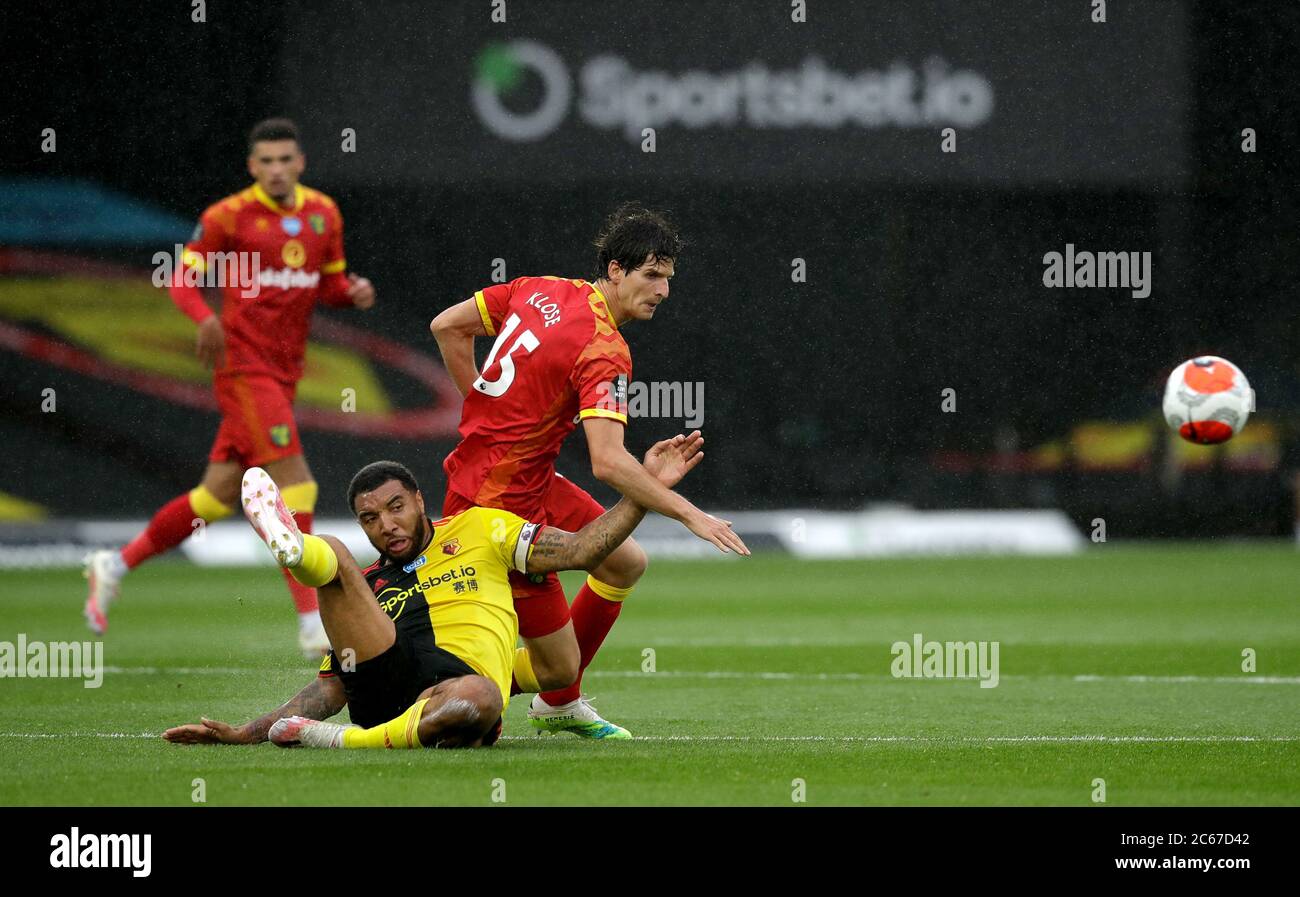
[83,549,125,635]
[240,467,303,567]
[528,694,631,739]
[269,716,357,748]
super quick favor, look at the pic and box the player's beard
[390,516,432,566]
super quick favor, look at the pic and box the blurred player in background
[83,118,376,657]
[430,202,748,738]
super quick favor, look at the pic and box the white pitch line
[1073,675,1300,685]
[503,735,1300,744]
[0,732,157,739]
[586,671,1300,685]
[641,637,877,647]
[0,732,1294,744]
[101,666,279,675]
[74,667,1300,685]
[587,670,878,681]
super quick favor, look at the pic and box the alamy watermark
[595,378,704,427]
[1042,243,1152,299]
[152,246,320,300]
[50,828,150,877]
[153,246,262,299]
[1,634,103,688]
[890,632,999,688]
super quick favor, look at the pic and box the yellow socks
[187,485,233,522]
[586,574,633,602]
[342,698,429,749]
[290,534,339,587]
[513,646,541,694]
[279,481,318,515]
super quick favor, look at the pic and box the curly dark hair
[592,202,683,281]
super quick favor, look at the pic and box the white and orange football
[1162,356,1254,445]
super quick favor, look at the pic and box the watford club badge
[441,539,461,556]
[269,424,291,447]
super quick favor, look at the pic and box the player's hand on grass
[196,317,226,369]
[683,508,751,556]
[642,430,705,488]
[162,717,255,745]
[347,273,376,309]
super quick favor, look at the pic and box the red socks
[540,582,624,706]
[281,511,319,614]
[121,484,318,616]
[121,493,200,569]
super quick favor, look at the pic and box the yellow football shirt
[359,506,540,706]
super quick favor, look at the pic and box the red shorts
[208,373,303,468]
[443,474,607,639]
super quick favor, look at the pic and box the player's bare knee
[597,540,647,588]
[264,454,313,486]
[200,472,241,507]
[209,484,240,507]
[417,676,502,748]
[461,675,504,720]
[624,541,648,581]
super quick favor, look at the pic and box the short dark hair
[592,202,683,281]
[247,117,301,153]
[347,461,420,513]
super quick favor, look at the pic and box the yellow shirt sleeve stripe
[321,258,347,274]
[474,290,496,336]
[578,408,628,424]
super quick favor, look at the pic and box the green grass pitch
[1,546,1297,806]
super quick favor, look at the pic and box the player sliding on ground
[430,202,749,738]
[162,433,703,749]
[84,118,376,657]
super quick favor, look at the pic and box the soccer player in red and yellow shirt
[431,203,748,737]
[83,118,377,657]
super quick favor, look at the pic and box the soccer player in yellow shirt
[162,432,703,749]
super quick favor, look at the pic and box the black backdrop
[4,1,1298,534]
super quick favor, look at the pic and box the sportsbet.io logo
[376,586,409,620]
[471,40,994,144]
[472,40,571,142]
[377,565,480,619]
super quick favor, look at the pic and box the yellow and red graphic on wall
[0,266,463,440]
[931,418,1280,475]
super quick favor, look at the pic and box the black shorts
[331,634,478,729]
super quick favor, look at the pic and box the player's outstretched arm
[161,674,347,745]
[583,419,750,556]
[526,499,646,575]
[430,297,488,397]
[527,432,709,573]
